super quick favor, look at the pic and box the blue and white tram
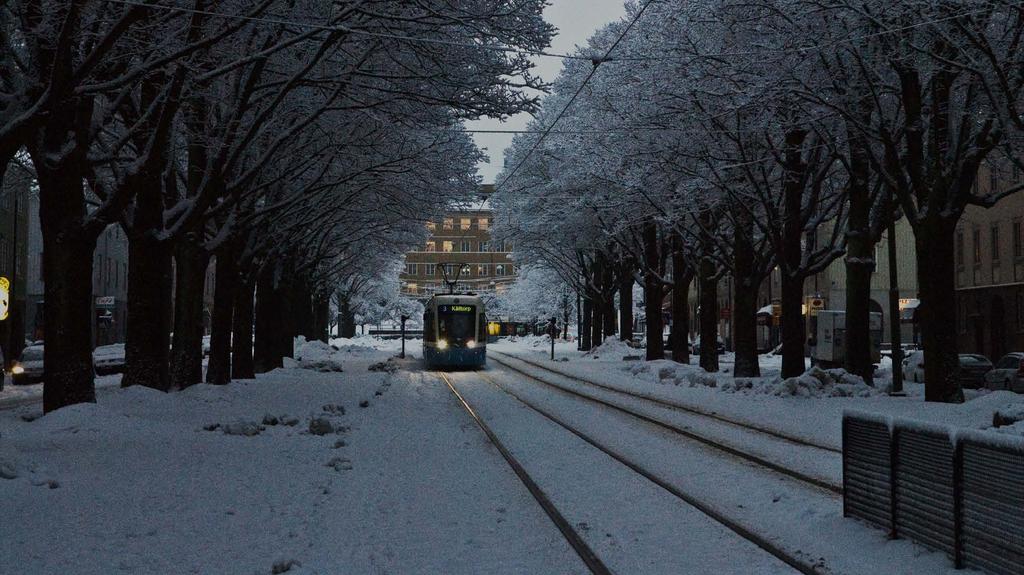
[423,294,487,368]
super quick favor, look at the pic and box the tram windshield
[437,304,476,343]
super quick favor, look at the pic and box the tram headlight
[437,339,448,350]
[466,339,476,349]
[10,364,23,375]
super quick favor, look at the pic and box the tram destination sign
[439,304,474,313]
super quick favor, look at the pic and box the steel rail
[474,370,826,575]
[438,372,613,575]
[490,350,839,454]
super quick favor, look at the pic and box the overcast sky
[467,0,627,184]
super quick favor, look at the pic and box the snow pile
[584,338,636,360]
[629,361,882,398]
[293,337,345,372]
[992,403,1024,436]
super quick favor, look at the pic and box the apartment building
[399,187,516,298]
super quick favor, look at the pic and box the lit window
[460,218,471,230]
[479,218,489,230]
[425,241,435,252]
[443,241,453,253]
[407,283,417,294]
[426,221,436,231]
[443,218,453,230]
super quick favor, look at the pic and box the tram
[423,293,487,369]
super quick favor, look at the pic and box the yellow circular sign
[0,276,9,321]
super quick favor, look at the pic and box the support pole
[549,316,557,361]
[888,218,904,396]
[400,315,408,359]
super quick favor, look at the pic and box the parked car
[93,343,126,375]
[11,345,44,385]
[902,351,994,388]
[984,352,1024,393]
[691,336,725,355]
[958,354,994,388]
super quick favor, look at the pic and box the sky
[467,0,628,184]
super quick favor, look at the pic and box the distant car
[691,336,725,355]
[12,345,44,385]
[93,343,126,375]
[902,351,993,388]
[984,352,1024,393]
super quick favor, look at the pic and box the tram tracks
[489,351,841,494]
[440,367,829,575]
[491,350,838,455]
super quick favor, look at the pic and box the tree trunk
[338,292,356,338]
[732,222,761,377]
[293,279,314,341]
[643,221,664,360]
[698,251,719,373]
[312,293,330,343]
[916,219,963,402]
[278,277,295,359]
[602,259,617,337]
[169,236,209,389]
[733,282,760,378]
[254,267,282,372]
[206,249,236,385]
[122,232,173,390]
[580,295,593,351]
[36,165,98,412]
[671,234,691,365]
[231,274,256,379]
[780,272,806,378]
[619,268,633,342]
[590,289,604,348]
[843,129,875,385]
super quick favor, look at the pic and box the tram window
[423,310,435,342]
[478,314,487,341]
[437,305,476,341]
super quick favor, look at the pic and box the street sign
[96,296,116,308]
[0,276,8,321]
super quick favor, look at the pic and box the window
[425,264,436,276]
[442,241,453,253]
[407,283,417,294]
[479,241,489,252]
[956,231,965,267]
[460,218,471,231]
[478,264,489,277]
[426,221,436,231]
[443,218,454,230]
[406,263,417,276]
[461,240,472,252]
[495,264,506,276]
[1016,221,1023,259]
[990,168,999,192]
[992,224,1001,263]
[478,218,489,231]
[1017,289,1024,332]
[973,228,981,264]
[443,263,457,276]
[425,241,436,252]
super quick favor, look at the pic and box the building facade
[954,162,1024,359]
[399,187,516,298]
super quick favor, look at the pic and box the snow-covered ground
[4,335,1021,575]
[489,336,1024,447]
[0,337,583,575]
